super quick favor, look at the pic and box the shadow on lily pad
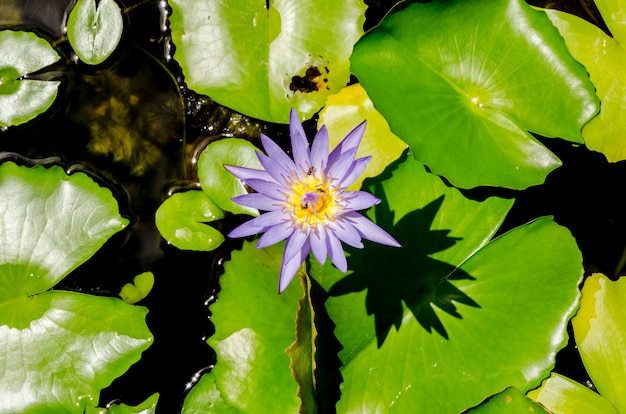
[329,193,480,345]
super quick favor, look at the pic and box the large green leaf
[66,0,124,65]
[527,373,617,414]
[351,0,599,189]
[546,6,626,162]
[0,30,61,127]
[0,162,152,413]
[0,162,128,299]
[310,156,582,412]
[572,274,626,413]
[0,292,151,413]
[182,242,303,413]
[169,0,365,123]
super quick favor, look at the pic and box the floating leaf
[197,138,263,216]
[527,372,617,414]
[318,84,408,190]
[546,8,626,162]
[0,162,152,412]
[155,190,225,251]
[0,30,61,126]
[169,0,365,123]
[120,271,155,304]
[66,0,124,65]
[572,273,626,413]
[310,156,581,412]
[351,0,598,189]
[468,387,549,414]
[182,241,302,413]
[0,162,128,298]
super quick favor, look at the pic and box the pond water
[2,0,626,412]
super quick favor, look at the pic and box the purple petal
[245,178,287,199]
[328,220,364,249]
[341,191,381,211]
[327,149,358,182]
[231,193,282,211]
[328,121,366,165]
[310,226,328,265]
[340,156,371,188]
[284,228,309,263]
[279,237,310,293]
[227,210,287,238]
[345,211,401,247]
[260,134,297,172]
[256,151,292,186]
[310,125,329,171]
[289,109,311,172]
[224,164,273,183]
[327,233,348,272]
[256,221,294,248]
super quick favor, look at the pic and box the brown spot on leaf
[289,66,323,93]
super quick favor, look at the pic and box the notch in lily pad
[0,30,61,127]
[66,0,124,65]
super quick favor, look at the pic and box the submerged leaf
[169,0,365,123]
[351,0,598,189]
[0,30,61,126]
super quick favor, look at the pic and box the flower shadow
[328,192,480,346]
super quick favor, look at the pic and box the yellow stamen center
[287,175,339,228]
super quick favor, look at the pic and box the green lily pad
[351,0,598,189]
[66,0,124,65]
[197,138,263,216]
[317,83,408,191]
[85,393,159,414]
[572,274,626,413]
[155,190,225,251]
[0,30,61,127]
[120,271,155,304]
[182,241,303,413]
[527,373,617,414]
[468,387,549,414]
[0,162,152,412]
[310,156,582,412]
[169,0,365,123]
[546,8,626,162]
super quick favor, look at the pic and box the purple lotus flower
[225,109,401,292]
